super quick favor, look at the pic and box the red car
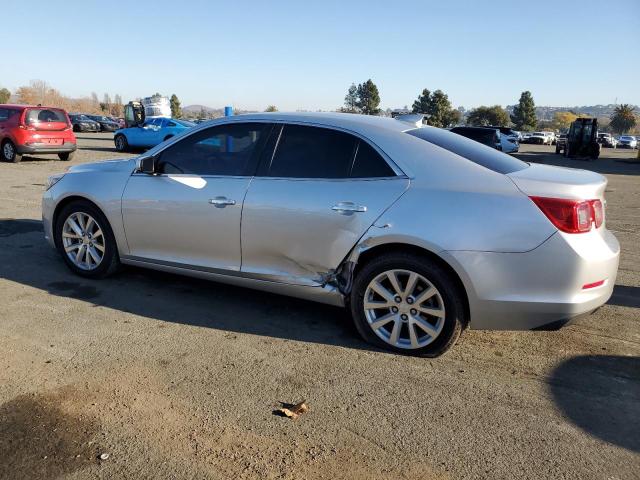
[0,105,77,163]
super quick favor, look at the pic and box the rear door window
[268,125,356,178]
[407,127,528,174]
[0,108,9,121]
[351,141,395,178]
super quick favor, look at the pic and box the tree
[511,91,537,131]
[551,111,578,132]
[112,94,123,117]
[0,88,10,104]
[264,105,278,112]
[467,105,510,126]
[412,88,459,127]
[170,94,182,118]
[609,104,637,134]
[356,79,381,115]
[412,88,431,115]
[343,83,359,113]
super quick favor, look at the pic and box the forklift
[123,101,145,128]
[556,117,600,159]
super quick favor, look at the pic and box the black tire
[114,134,128,152]
[73,124,80,132]
[555,145,560,154]
[2,140,22,163]
[350,252,466,357]
[54,200,120,279]
[58,152,75,161]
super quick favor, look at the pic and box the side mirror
[139,155,156,175]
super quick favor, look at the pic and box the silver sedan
[42,113,620,356]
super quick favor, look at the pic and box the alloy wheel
[61,212,105,270]
[3,142,15,160]
[363,269,445,349]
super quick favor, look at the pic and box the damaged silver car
[42,113,619,356]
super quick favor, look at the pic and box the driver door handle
[209,197,236,207]
[331,202,367,214]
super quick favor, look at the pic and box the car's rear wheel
[350,253,465,357]
[114,134,128,152]
[55,201,120,279]
[58,152,75,161]
[2,140,22,163]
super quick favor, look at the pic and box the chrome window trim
[142,118,407,179]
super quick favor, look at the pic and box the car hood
[68,158,136,173]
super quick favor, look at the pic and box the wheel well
[352,243,470,326]
[52,196,104,247]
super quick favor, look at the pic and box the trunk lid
[507,163,607,201]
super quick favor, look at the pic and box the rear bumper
[17,142,77,155]
[445,228,620,330]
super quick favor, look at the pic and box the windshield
[173,119,196,127]
[407,127,529,174]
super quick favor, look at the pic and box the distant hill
[182,104,257,118]
[505,104,639,121]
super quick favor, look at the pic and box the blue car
[114,117,195,152]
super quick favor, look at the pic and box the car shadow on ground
[77,146,119,153]
[513,152,640,176]
[608,285,640,308]
[549,355,640,452]
[0,219,371,353]
[74,135,114,141]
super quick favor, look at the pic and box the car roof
[0,104,66,110]
[223,112,413,134]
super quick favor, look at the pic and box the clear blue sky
[2,0,638,111]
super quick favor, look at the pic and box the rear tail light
[582,280,605,289]
[530,196,604,234]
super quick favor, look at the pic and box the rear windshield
[25,108,67,124]
[450,128,496,145]
[407,127,529,174]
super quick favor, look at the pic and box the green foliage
[342,80,381,115]
[609,104,637,134]
[356,79,381,115]
[412,88,459,127]
[265,105,278,112]
[511,91,537,131]
[467,105,510,127]
[170,94,182,118]
[0,87,11,104]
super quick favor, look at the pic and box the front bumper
[17,142,77,155]
[445,228,620,330]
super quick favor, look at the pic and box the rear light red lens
[530,196,603,234]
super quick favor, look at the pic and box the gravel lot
[1,134,638,480]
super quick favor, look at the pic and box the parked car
[520,132,532,143]
[483,126,520,153]
[555,134,567,154]
[42,113,619,356]
[449,126,502,150]
[617,135,637,149]
[114,117,126,129]
[529,131,553,145]
[85,115,120,132]
[0,105,76,163]
[114,117,195,151]
[596,133,617,148]
[69,114,101,133]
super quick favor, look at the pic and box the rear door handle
[331,202,367,214]
[209,196,236,207]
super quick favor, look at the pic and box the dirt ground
[0,135,638,480]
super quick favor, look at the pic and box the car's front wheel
[55,201,120,278]
[350,253,466,357]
